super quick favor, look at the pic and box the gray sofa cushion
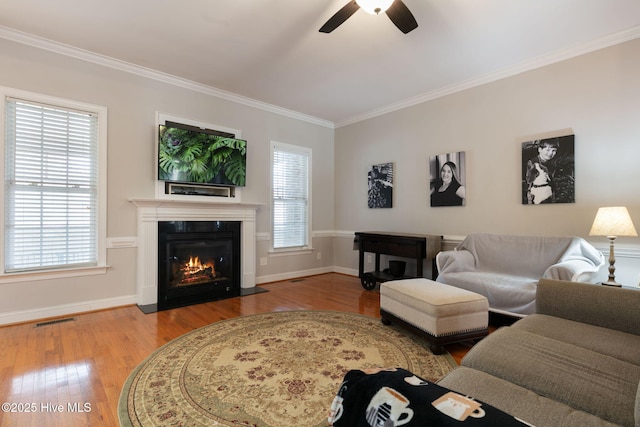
[636,382,639,427]
[438,367,621,427]
[536,279,640,335]
[461,327,640,426]
[513,314,640,366]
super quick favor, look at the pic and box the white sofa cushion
[436,233,604,316]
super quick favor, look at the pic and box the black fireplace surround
[158,221,241,310]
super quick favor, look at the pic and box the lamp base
[600,280,622,287]
[601,236,622,288]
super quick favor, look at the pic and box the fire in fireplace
[174,256,216,286]
[158,221,241,310]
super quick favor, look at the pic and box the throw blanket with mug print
[328,368,533,426]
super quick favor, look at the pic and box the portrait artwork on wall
[430,151,466,207]
[521,134,575,205]
[368,162,393,208]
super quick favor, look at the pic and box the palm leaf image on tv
[158,126,246,186]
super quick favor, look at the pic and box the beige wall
[1,34,639,324]
[334,39,640,285]
[0,37,335,323]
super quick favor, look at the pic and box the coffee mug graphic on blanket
[329,368,533,426]
[433,392,485,421]
[366,387,414,426]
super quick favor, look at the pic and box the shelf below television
[165,182,236,198]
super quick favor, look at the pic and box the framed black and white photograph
[368,162,393,208]
[430,151,466,207]
[522,135,575,204]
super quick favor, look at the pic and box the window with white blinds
[271,142,311,250]
[4,96,100,273]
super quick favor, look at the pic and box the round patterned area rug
[118,310,457,427]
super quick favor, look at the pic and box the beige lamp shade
[589,207,638,237]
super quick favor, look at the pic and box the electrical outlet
[260,257,268,266]
[316,252,322,260]
[367,254,373,263]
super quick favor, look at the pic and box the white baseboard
[0,294,137,326]
[256,266,339,284]
[332,266,358,277]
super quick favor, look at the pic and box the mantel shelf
[128,198,262,210]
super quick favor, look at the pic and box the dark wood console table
[355,231,442,289]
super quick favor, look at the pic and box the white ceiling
[1,0,639,127]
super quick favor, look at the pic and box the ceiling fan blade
[319,1,360,33]
[386,0,418,34]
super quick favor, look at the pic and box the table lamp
[589,206,637,286]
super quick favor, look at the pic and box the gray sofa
[438,279,640,427]
[436,233,605,316]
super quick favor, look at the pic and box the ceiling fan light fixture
[356,0,395,15]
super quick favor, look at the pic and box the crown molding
[335,25,640,128]
[0,26,335,129]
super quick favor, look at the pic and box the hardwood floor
[0,273,479,427]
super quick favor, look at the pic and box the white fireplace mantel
[129,198,261,306]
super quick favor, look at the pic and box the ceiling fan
[319,0,418,34]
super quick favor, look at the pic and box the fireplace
[129,199,258,310]
[158,221,241,310]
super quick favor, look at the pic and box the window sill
[0,265,110,284]
[268,247,314,257]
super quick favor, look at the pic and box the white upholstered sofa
[435,233,605,316]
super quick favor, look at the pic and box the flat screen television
[158,122,246,187]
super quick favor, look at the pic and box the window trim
[270,140,312,253]
[0,86,108,281]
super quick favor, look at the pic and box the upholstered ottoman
[380,278,489,354]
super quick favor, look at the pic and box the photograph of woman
[430,152,466,207]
